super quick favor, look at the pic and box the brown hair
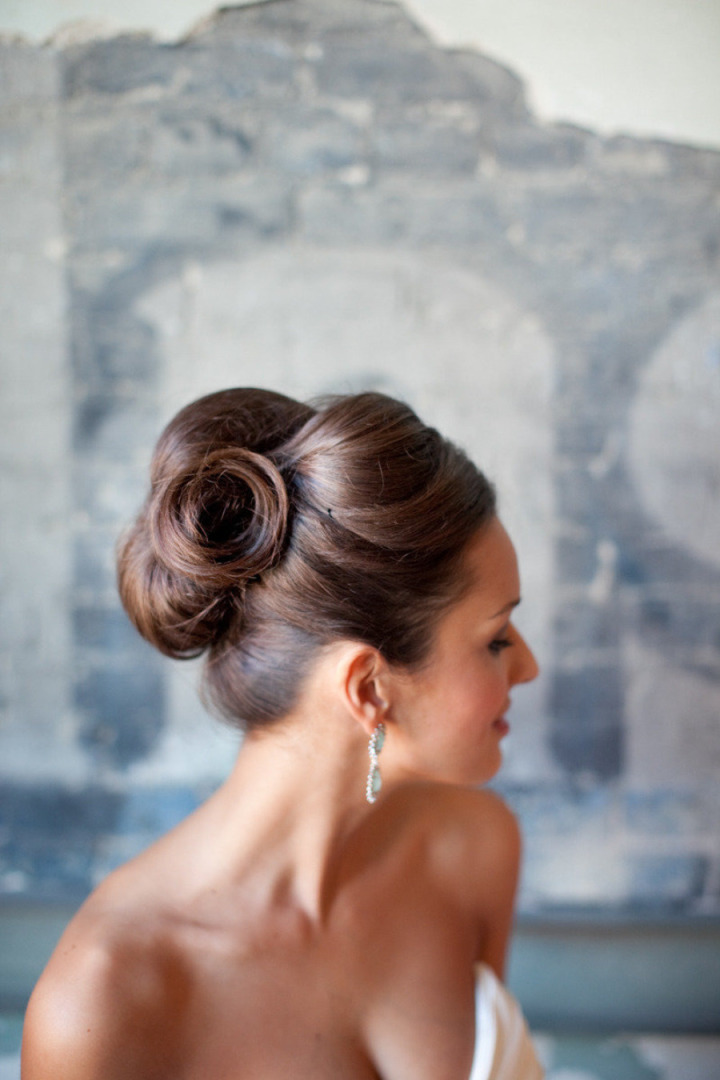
[118,388,496,729]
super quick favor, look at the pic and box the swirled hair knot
[152,448,289,589]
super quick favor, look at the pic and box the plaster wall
[2,0,720,149]
[0,0,718,928]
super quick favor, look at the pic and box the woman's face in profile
[390,518,539,788]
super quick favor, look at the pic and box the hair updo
[118,388,496,729]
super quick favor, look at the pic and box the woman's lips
[492,717,510,736]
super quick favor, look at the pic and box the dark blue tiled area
[0,784,206,902]
[0,786,123,901]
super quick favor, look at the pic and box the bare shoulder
[440,783,520,874]
[389,783,520,872]
[387,784,522,974]
[22,886,186,1080]
[450,785,522,872]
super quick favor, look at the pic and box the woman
[23,389,543,1079]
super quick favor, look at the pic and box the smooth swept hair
[118,388,496,729]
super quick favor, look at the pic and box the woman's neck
[196,698,372,925]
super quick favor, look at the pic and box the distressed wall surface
[1,0,719,919]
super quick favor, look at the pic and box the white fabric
[469,964,544,1080]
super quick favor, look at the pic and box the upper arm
[23,948,135,1080]
[22,934,177,1080]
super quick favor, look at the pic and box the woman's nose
[511,629,539,685]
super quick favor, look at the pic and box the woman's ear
[339,644,390,736]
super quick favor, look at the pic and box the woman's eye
[488,637,512,655]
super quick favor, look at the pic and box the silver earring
[365,722,386,804]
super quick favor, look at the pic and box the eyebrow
[489,598,521,619]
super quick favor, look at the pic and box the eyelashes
[488,637,512,656]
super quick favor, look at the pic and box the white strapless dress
[470,964,544,1080]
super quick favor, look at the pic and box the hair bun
[151,447,290,589]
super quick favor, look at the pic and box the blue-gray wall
[1,0,719,1004]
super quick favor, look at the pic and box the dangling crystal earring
[365,722,386,804]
